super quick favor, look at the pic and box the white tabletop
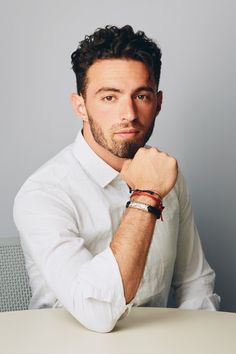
[0,307,235,354]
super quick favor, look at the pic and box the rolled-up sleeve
[172,172,221,310]
[13,184,129,332]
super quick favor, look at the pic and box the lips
[115,129,139,134]
[114,129,139,138]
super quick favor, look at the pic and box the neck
[82,124,126,172]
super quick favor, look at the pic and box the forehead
[85,58,155,92]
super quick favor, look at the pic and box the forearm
[110,196,157,303]
[112,148,177,304]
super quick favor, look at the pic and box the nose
[120,97,137,122]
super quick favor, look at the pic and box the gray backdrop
[1,0,235,312]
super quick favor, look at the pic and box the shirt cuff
[74,246,131,318]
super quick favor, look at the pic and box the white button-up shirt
[13,130,220,332]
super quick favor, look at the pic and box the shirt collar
[72,130,119,188]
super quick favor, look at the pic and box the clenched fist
[121,147,178,198]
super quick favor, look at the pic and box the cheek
[144,103,157,115]
[139,106,156,124]
[87,107,114,134]
[92,104,119,129]
[89,101,117,120]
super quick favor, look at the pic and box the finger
[147,146,162,153]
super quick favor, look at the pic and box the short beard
[88,115,155,158]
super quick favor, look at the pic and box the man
[14,25,220,332]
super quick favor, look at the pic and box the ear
[70,93,89,122]
[155,90,163,115]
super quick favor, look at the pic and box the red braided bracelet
[130,191,161,205]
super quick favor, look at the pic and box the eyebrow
[95,87,123,95]
[133,86,155,94]
[95,86,155,96]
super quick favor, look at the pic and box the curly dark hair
[71,25,162,96]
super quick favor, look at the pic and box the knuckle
[170,156,177,163]
[136,147,145,155]
[149,147,159,156]
[169,157,178,167]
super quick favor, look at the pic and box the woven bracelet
[129,188,163,201]
[130,191,162,205]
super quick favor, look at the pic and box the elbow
[81,317,117,333]
[70,298,122,333]
[78,315,117,333]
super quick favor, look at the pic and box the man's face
[81,59,162,158]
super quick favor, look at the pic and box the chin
[109,141,144,159]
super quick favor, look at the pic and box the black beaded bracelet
[129,188,162,200]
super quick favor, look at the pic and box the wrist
[128,189,165,221]
[129,188,163,200]
[130,190,163,207]
[130,194,157,207]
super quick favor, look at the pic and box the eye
[136,94,149,101]
[103,95,115,102]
